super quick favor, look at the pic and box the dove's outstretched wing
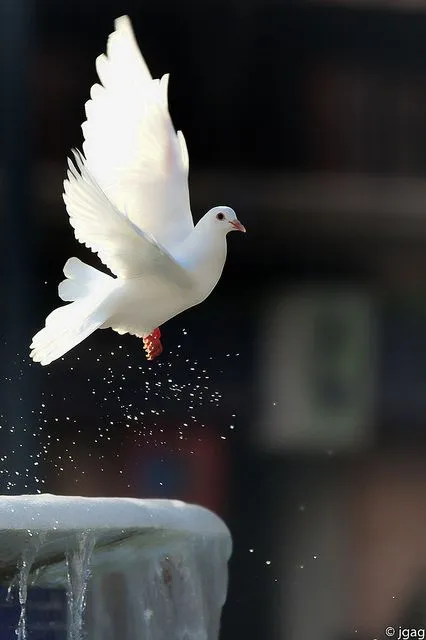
[81,15,193,250]
[63,150,194,289]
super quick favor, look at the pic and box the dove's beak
[231,219,246,233]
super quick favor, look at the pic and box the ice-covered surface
[0,494,232,640]
[0,494,229,535]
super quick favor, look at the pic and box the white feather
[81,15,193,249]
[30,298,108,366]
[58,257,113,302]
[63,150,194,287]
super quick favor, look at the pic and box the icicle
[6,580,15,602]
[15,531,46,640]
[66,530,96,640]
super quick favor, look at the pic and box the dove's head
[203,206,246,235]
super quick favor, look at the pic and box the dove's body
[30,15,244,366]
[103,223,228,337]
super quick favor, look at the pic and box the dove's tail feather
[31,257,117,366]
[30,297,108,366]
[58,257,114,302]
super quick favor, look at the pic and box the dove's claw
[143,328,163,361]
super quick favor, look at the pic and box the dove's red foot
[143,328,163,361]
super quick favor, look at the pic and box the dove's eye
[216,213,225,221]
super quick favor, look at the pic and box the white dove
[30,15,245,366]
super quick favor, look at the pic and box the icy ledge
[0,494,232,640]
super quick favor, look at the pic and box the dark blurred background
[4,0,426,638]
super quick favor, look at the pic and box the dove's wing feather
[63,150,194,290]
[81,15,193,250]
